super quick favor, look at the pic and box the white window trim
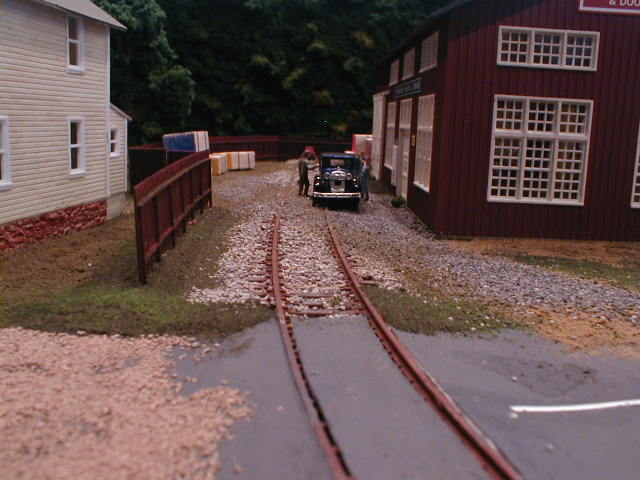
[384,102,397,168]
[631,122,640,208]
[497,25,599,72]
[389,59,400,86]
[67,15,85,73]
[487,94,594,206]
[419,31,439,72]
[0,116,12,190]
[402,48,415,80]
[69,118,86,178]
[110,128,121,158]
[413,94,435,192]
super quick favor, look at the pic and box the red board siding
[432,0,640,239]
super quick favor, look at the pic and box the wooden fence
[129,136,351,191]
[133,150,211,284]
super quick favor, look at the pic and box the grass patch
[1,202,273,339]
[363,285,517,335]
[510,254,640,291]
[1,283,270,339]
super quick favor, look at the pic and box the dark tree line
[97,0,447,145]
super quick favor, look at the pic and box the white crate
[238,151,249,170]
[210,153,227,175]
[226,152,239,170]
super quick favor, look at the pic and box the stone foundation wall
[0,200,107,252]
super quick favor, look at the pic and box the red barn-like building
[371,0,640,240]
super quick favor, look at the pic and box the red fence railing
[133,150,211,284]
[128,136,351,194]
[209,135,351,160]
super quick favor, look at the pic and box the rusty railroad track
[267,211,523,480]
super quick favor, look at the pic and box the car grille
[330,171,347,193]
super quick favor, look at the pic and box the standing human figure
[360,155,370,201]
[298,151,317,196]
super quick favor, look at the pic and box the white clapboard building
[0,0,130,250]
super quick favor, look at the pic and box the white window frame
[384,102,397,168]
[67,15,84,73]
[487,94,594,206]
[0,116,11,190]
[389,59,400,86]
[420,32,439,72]
[497,26,599,72]
[414,94,435,192]
[402,48,415,80]
[109,128,120,158]
[69,118,86,177]
[631,122,640,208]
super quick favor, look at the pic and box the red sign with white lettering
[580,0,640,15]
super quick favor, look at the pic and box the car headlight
[346,173,352,181]
[324,172,330,179]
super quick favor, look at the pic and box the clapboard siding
[375,0,640,240]
[109,107,127,194]
[0,0,109,224]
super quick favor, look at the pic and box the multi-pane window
[631,124,640,208]
[414,95,435,191]
[110,128,120,157]
[389,59,400,86]
[67,16,84,70]
[420,32,438,72]
[0,116,10,188]
[384,102,397,167]
[69,119,85,175]
[498,26,598,71]
[488,95,593,204]
[402,48,415,80]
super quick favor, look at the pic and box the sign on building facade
[579,0,640,15]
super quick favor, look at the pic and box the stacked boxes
[162,131,210,152]
[209,151,256,176]
[352,134,373,159]
[210,153,227,176]
[226,152,239,171]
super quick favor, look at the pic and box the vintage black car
[311,152,362,210]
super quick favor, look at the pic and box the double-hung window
[67,15,84,72]
[384,102,397,168]
[402,49,415,80]
[69,119,85,177]
[0,116,11,189]
[498,26,599,71]
[414,95,435,191]
[420,32,438,72]
[389,59,400,86]
[488,95,593,205]
[110,128,120,157]
[631,123,640,208]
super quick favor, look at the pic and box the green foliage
[95,0,196,144]
[99,0,448,142]
[391,196,406,208]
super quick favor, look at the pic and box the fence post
[134,204,147,284]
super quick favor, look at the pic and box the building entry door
[397,98,413,198]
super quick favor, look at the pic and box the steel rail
[324,211,523,480]
[269,213,355,480]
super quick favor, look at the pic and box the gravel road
[0,328,250,479]
[200,161,638,353]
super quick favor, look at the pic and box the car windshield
[327,158,348,168]
[322,156,359,172]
